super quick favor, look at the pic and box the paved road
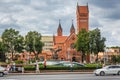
[1,74,120,80]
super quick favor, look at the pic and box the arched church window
[72,37,75,40]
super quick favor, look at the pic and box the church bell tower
[76,3,89,33]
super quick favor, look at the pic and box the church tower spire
[70,19,75,34]
[57,19,62,36]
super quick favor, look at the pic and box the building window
[58,46,62,49]
[70,43,75,49]
[72,37,75,40]
[80,13,87,17]
[23,55,25,58]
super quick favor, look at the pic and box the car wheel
[100,71,105,76]
[94,73,98,76]
[0,72,4,77]
[117,71,120,75]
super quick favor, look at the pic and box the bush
[23,63,102,71]
[85,63,102,68]
[15,60,24,64]
[24,65,36,71]
[43,66,70,70]
[41,65,100,70]
[24,64,43,70]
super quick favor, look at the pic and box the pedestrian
[36,60,40,73]
[102,63,105,67]
[6,64,11,72]
[44,59,46,69]
[70,62,73,72]
[13,61,16,72]
[9,63,13,72]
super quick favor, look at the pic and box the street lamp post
[67,48,70,61]
[103,47,107,66]
[104,51,106,65]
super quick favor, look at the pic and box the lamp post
[67,48,70,61]
[103,52,105,65]
[103,47,107,66]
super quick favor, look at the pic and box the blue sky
[0,0,120,47]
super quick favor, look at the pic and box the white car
[55,61,85,67]
[94,65,120,76]
[33,60,60,65]
[0,66,8,77]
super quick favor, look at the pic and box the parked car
[54,61,85,67]
[47,61,60,65]
[33,60,60,66]
[94,65,120,76]
[0,66,8,77]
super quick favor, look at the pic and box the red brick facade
[53,3,89,62]
[76,3,89,33]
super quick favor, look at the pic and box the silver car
[94,65,120,76]
[55,61,85,67]
[0,66,8,77]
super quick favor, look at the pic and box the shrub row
[24,65,102,71]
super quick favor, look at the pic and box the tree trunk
[81,51,85,63]
[82,54,84,63]
[86,53,90,63]
[96,53,98,62]
[12,52,13,61]
[34,52,37,61]
[36,52,39,60]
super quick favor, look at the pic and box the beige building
[98,48,120,62]
[41,36,54,51]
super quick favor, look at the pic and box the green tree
[117,55,120,63]
[75,29,89,63]
[14,35,25,53]
[111,55,120,64]
[89,28,106,62]
[0,41,6,62]
[2,28,24,61]
[111,55,117,64]
[25,31,44,60]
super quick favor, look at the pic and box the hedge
[24,65,102,71]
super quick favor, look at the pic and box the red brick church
[53,3,89,62]
[18,3,90,63]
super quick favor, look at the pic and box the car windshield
[102,66,109,69]
[0,66,5,70]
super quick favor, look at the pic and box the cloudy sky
[0,0,120,47]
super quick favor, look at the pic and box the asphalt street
[0,73,120,80]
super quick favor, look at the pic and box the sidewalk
[8,71,93,75]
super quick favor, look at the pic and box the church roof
[65,32,76,42]
[57,20,62,32]
[70,21,75,33]
[57,24,62,31]
[54,36,68,43]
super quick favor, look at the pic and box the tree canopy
[76,28,106,62]
[0,41,6,62]
[89,28,106,61]
[1,28,24,61]
[25,31,44,60]
[76,29,89,62]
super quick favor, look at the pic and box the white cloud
[0,16,16,24]
[0,0,119,47]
